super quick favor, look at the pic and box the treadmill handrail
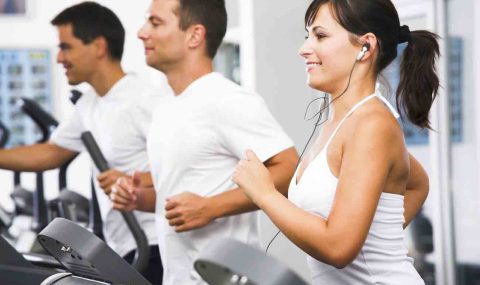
[80,131,150,274]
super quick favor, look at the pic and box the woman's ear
[357,33,378,61]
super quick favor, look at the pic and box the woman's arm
[234,114,399,268]
[403,153,429,228]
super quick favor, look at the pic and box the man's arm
[209,146,297,216]
[0,142,77,172]
[403,153,429,228]
[165,147,298,232]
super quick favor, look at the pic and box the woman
[232,0,439,284]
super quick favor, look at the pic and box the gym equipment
[50,90,89,225]
[7,98,88,252]
[10,172,34,216]
[410,210,435,285]
[1,116,63,284]
[0,120,9,147]
[38,218,150,285]
[70,89,82,105]
[0,235,61,285]
[194,239,308,285]
[48,156,89,224]
[38,224,308,285]
[18,97,89,225]
[0,94,149,285]
[39,132,152,284]
[0,121,13,231]
[0,120,36,244]
[16,97,59,232]
[80,131,150,272]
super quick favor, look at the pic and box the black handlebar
[80,131,150,274]
[0,120,9,148]
[17,98,58,232]
[70,90,82,105]
[17,97,58,143]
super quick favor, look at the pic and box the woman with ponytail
[233,0,438,284]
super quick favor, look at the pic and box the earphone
[356,43,371,61]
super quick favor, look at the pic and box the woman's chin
[307,80,327,92]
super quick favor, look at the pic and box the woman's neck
[328,76,377,120]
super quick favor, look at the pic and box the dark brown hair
[176,0,227,59]
[305,0,440,129]
[51,2,125,61]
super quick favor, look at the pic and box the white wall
[248,1,314,281]
[446,0,480,264]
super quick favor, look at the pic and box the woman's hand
[232,150,277,206]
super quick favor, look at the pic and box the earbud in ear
[356,43,370,61]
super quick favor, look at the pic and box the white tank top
[288,89,425,284]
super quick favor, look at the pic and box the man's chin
[145,58,156,68]
[146,60,168,73]
[67,79,82,86]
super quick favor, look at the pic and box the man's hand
[110,173,141,212]
[165,192,215,232]
[98,169,128,195]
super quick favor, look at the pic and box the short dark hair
[305,0,440,129]
[176,0,227,59]
[51,1,125,61]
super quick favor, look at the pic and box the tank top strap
[324,93,378,149]
[375,94,400,119]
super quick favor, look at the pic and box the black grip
[80,132,109,171]
[120,211,150,273]
[70,89,83,105]
[80,131,150,274]
[0,120,9,148]
[18,97,58,143]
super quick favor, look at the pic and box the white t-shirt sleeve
[50,104,86,153]
[215,92,293,162]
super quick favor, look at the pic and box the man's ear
[187,24,206,50]
[93,36,108,58]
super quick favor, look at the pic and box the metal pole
[430,0,457,284]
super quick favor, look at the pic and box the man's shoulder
[121,75,158,96]
[218,87,263,107]
[117,75,170,109]
[204,78,259,102]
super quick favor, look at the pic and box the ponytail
[396,30,440,129]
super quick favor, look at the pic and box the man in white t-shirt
[0,2,165,284]
[110,0,298,284]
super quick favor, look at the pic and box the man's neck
[165,58,213,96]
[89,62,126,96]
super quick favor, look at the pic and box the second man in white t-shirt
[111,1,298,284]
